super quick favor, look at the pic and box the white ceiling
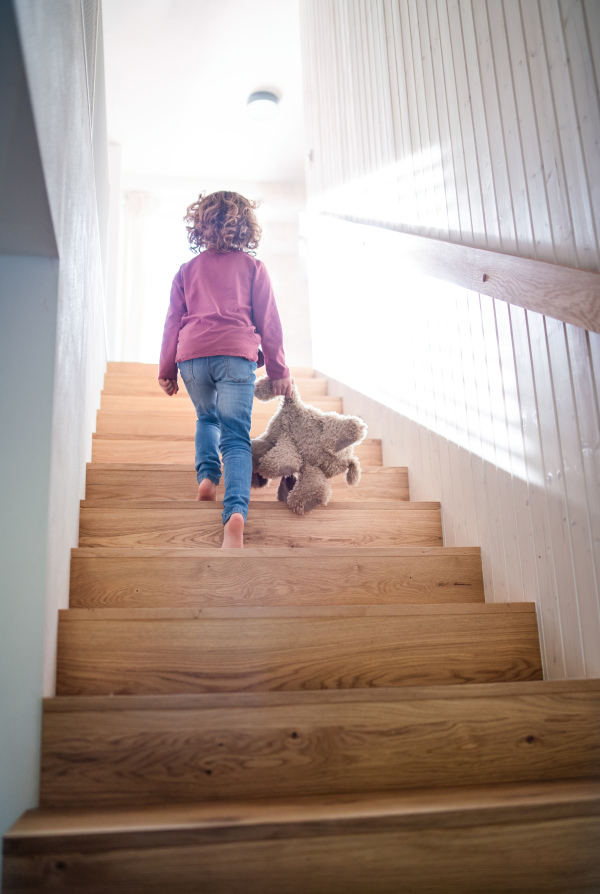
[102,0,307,183]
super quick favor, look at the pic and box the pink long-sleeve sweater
[158,250,290,382]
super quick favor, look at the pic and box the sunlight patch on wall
[304,214,533,482]
[305,147,470,238]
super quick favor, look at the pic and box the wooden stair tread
[69,545,485,608]
[55,607,542,695]
[42,678,600,710]
[84,464,409,501]
[79,499,437,510]
[77,505,442,549]
[91,438,383,466]
[98,400,343,419]
[39,681,600,809]
[93,426,374,441]
[87,462,405,473]
[7,779,600,847]
[71,545,480,557]
[101,381,328,408]
[60,603,534,619]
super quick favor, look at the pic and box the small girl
[158,191,292,548]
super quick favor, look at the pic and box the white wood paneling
[300,0,600,678]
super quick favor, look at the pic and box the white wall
[14,0,108,693]
[0,0,107,856]
[300,0,600,678]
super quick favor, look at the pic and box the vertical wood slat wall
[299,0,600,679]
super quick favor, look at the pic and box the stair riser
[77,508,442,549]
[99,396,330,416]
[91,438,383,466]
[85,482,407,502]
[5,815,600,894]
[56,612,541,695]
[101,380,329,411]
[97,412,346,438]
[101,379,335,399]
[84,467,408,502]
[40,691,600,808]
[97,394,343,423]
[69,553,484,608]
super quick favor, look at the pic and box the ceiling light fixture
[247,91,279,120]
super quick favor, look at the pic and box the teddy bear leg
[277,474,297,502]
[286,466,332,515]
[251,471,270,489]
[257,435,302,480]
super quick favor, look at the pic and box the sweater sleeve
[251,260,290,380]
[158,267,187,380]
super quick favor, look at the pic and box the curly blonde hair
[184,190,262,254]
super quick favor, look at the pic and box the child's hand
[159,378,179,396]
[272,376,294,400]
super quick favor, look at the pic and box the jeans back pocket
[225,356,257,383]
[177,360,194,383]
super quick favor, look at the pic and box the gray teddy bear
[251,376,368,514]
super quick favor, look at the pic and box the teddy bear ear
[254,376,277,402]
[321,415,367,451]
[335,418,367,451]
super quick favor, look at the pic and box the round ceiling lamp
[247,91,279,120]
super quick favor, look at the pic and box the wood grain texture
[5,784,600,893]
[39,682,600,807]
[78,500,435,511]
[101,375,340,402]
[69,546,484,608]
[84,464,409,501]
[97,411,337,438]
[60,604,532,620]
[7,779,600,849]
[98,395,340,414]
[77,505,442,549]
[90,436,383,466]
[55,605,542,695]
[5,820,600,894]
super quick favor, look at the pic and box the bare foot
[222,512,244,549]
[197,479,217,501]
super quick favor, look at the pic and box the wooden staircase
[3,362,600,893]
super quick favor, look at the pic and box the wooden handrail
[323,214,600,334]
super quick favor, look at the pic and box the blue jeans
[177,356,256,525]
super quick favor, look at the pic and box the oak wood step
[91,436,383,466]
[96,393,345,439]
[101,378,328,410]
[84,463,408,501]
[100,396,343,418]
[39,680,600,808]
[94,394,342,412]
[5,781,600,893]
[77,502,442,549]
[55,603,541,696]
[101,375,339,401]
[96,408,343,438]
[106,361,317,379]
[69,546,484,608]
